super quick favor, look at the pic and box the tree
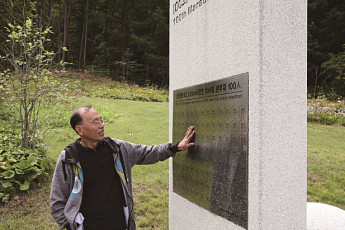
[321,47,345,99]
[0,17,64,148]
[130,0,169,85]
[62,0,72,63]
[78,0,89,70]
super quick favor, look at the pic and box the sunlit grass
[307,122,345,210]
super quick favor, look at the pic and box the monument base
[307,202,345,230]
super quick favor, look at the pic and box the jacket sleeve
[119,140,177,167]
[50,151,72,230]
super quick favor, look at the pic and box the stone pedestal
[307,203,345,230]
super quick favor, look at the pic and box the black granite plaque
[173,73,248,229]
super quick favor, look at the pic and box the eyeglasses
[91,119,105,126]
[80,119,105,127]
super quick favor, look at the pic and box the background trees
[308,0,345,100]
[0,0,344,93]
[0,0,169,87]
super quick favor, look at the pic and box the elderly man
[50,105,195,230]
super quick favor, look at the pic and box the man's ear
[76,125,83,136]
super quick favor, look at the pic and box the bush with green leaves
[0,122,54,203]
[0,18,68,148]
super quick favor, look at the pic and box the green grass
[1,97,345,229]
[307,122,345,210]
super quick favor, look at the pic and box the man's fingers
[177,126,196,151]
[184,129,195,143]
[187,142,195,148]
[185,126,195,138]
[186,130,195,138]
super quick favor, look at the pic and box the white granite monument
[169,0,308,229]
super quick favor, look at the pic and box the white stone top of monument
[307,202,345,230]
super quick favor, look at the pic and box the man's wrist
[169,142,181,153]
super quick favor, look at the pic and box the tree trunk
[104,0,109,68]
[78,23,85,69]
[21,76,30,148]
[78,0,89,70]
[121,1,129,79]
[83,0,89,70]
[46,0,55,29]
[62,0,72,62]
[145,61,150,84]
[313,66,319,99]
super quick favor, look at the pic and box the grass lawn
[307,122,345,210]
[0,98,344,229]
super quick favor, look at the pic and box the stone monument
[169,0,307,229]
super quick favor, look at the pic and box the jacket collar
[64,139,80,164]
[63,137,119,163]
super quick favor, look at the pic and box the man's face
[76,108,105,143]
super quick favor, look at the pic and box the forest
[0,0,344,97]
[0,0,170,87]
[308,0,345,100]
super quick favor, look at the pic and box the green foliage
[1,0,345,92]
[308,0,345,99]
[21,0,170,87]
[0,123,54,203]
[307,100,345,125]
[128,1,169,86]
[59,72,169,102]
[105,86,168,102]
[320,48,345,100]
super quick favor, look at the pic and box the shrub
[307,100,345,126]
[57,72,169,102]
[0,122,54,203]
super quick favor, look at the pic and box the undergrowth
[308,99,345,126]
[59,69,169,102]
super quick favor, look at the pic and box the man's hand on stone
[177,126,196,151]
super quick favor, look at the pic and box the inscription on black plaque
[173,73,248,229]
